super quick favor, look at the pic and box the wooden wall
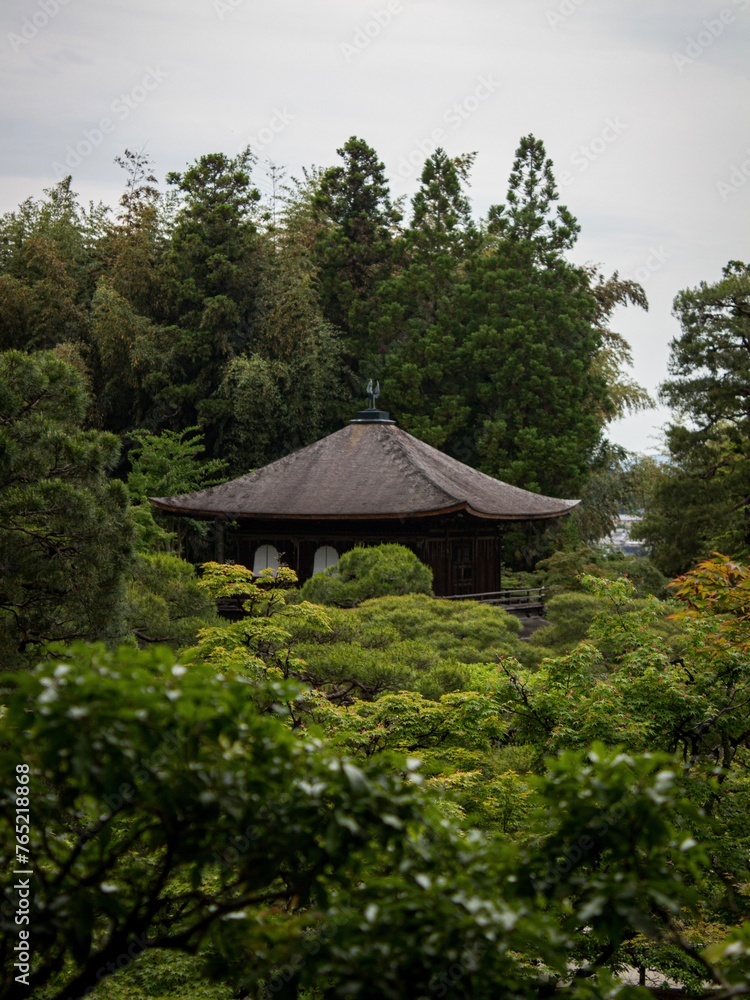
[226,517,505,598]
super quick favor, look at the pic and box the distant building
[151,407,579,597]
[603,514,645,556]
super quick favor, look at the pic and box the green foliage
[293,592,522,707]
[571,444,657,545]
[536,546,604,592]
[344,592,521,662]
[87,279,155,431]
[382,135,646,511]
[126,426,227,502]
[0,643,426,1000]
[4,635,739,1000]
[638,261,750,573]
[461,243,603,497]
[536,546,667,601]
[527,591,605,654]
[190,561,332,691]
[288,745,720,1000]
[595,550,668,598]
[99,148,163,317]
[4,564,750,996]
[376,150,477,446]
[0,350,133,666]
[194,563,521,710]
[584,267,652,424]
[125,426,227,554]
[5,150,748,999]
[408,148,478,256]
[498,563,750,984]
[310,688,535,833]
[312,136,401,364]
[0,177,95,352]
[487,133,580,259]
[124,553,219,649]
[136,150,262,438]
[298,543,434,607]
[86,950,235,1000]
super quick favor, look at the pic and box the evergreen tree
[0,350,133,666]
[380,149,478,445]
[312,136,401,366]
[584,265,652,424]
[87,279,156,431]
[637,261,750,574]
[408,148,477,257]
[485,133,579,261]
[149,150,261,439]
[100,148,164,317]
[458,137,606,495]
[0,178,97,352]
[213,208,354,471]
[385,138,648,518]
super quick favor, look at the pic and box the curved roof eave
[148,497,581,522]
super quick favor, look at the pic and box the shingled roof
[150,416,578,522]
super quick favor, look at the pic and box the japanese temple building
[150,407,579,597]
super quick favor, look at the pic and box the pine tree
[0,350,133,666]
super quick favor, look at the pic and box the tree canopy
[0,350,133,667]
[9,144,750,996]
[3,558,750,997]
[0,137,650,555]
[637,261,750,574]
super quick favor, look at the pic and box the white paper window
[253,544,280,576]
[313,545,339,575]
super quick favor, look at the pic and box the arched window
[313,545,339,575]
[253,544,280,576]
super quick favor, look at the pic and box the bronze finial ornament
[366,379,381,409]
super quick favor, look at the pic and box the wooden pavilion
[150,407,579,597]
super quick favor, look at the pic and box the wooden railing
[444,587,546,614]
[218,587,547,620]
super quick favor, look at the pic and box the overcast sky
[2,0,749,453]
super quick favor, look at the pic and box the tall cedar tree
[312,137,401,368]
[380,149,479,444]
[149,151,260,440]
[385,136,607,499]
